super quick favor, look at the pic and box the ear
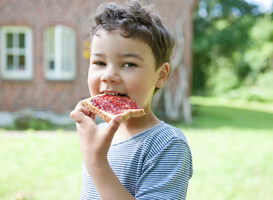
[155,62,170,89]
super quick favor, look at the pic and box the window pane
[62,56,70,72]
[7,33,13,48]
[19,55,25,70]
[7,55,13,70]
[49,60,55,70]
[61,32,72,72]
[48,31,54,55]
[14,33,19,48]
[45,28,55,72]
[45,28,54,55]
[19,33,25,48]
[61,32,66,71]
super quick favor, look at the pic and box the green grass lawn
[184,97,273,200]
[0,96,272,200]
[0,132,82,200]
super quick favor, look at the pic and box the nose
[100,65,121,83]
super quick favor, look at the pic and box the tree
[192,0,273,101]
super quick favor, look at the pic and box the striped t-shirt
[80,121,193,200]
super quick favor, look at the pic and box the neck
[124,110,159,131]
[112,110,160,144]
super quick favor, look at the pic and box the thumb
[103,115,122,140]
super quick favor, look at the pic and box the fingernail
[116,115,122,123]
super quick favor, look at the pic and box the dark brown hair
[90,0,175,69]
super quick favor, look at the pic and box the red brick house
[0,0,197,116]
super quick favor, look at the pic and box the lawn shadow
[188,104,273,130]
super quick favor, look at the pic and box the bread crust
[82,97,145,122]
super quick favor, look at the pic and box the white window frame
[0,26,33,80]
[44,25,76,81]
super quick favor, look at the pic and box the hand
[70,100,122,166]
[71,101,135,200]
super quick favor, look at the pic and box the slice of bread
[82,95,145,122]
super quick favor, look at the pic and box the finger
[70,101,93,123]
[70,108,85,123]
[103,115,122,139]
[81,106,91,116]
[79,100,96,120]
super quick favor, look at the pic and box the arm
[70,101,136,200]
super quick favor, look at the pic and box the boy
[70,1,192,199]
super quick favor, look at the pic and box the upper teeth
[104,92,120,95]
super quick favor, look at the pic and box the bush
[206,58,239,95]
[15,116,53,130]
[193,1,273,103]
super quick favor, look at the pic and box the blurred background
[0,0,272,199]
[193,0,273,102]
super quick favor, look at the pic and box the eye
[123,63,137,68]
[93,61,106,66]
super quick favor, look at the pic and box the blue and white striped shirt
[81,121,193,199]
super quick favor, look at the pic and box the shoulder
[142,121,191,159]
[145,121,190,147]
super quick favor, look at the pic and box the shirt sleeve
[135,139,192,200]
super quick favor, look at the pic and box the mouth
[101,91,128,97]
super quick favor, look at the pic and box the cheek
[87,70,99,95]
[126,73,157,96]
[87,76,92,90]
[87,70,93,87]
[87,77,93,95]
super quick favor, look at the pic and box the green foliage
[230,71,273,102]
[204,56,237,92]
[8,116,75,131]
[193,0,273,101]
[245,16,273,74]
[14,117,54,130]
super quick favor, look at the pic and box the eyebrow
[91,52,144,61]
[119,53,144,61]
[91,53,105,58]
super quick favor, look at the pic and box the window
[0,26,33,80]
[44,25,76,80]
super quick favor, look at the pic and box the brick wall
[0,0,197,113]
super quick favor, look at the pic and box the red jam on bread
[90,94,140,115]
[82,94,145,122]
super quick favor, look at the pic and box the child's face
[88,29,163,111]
